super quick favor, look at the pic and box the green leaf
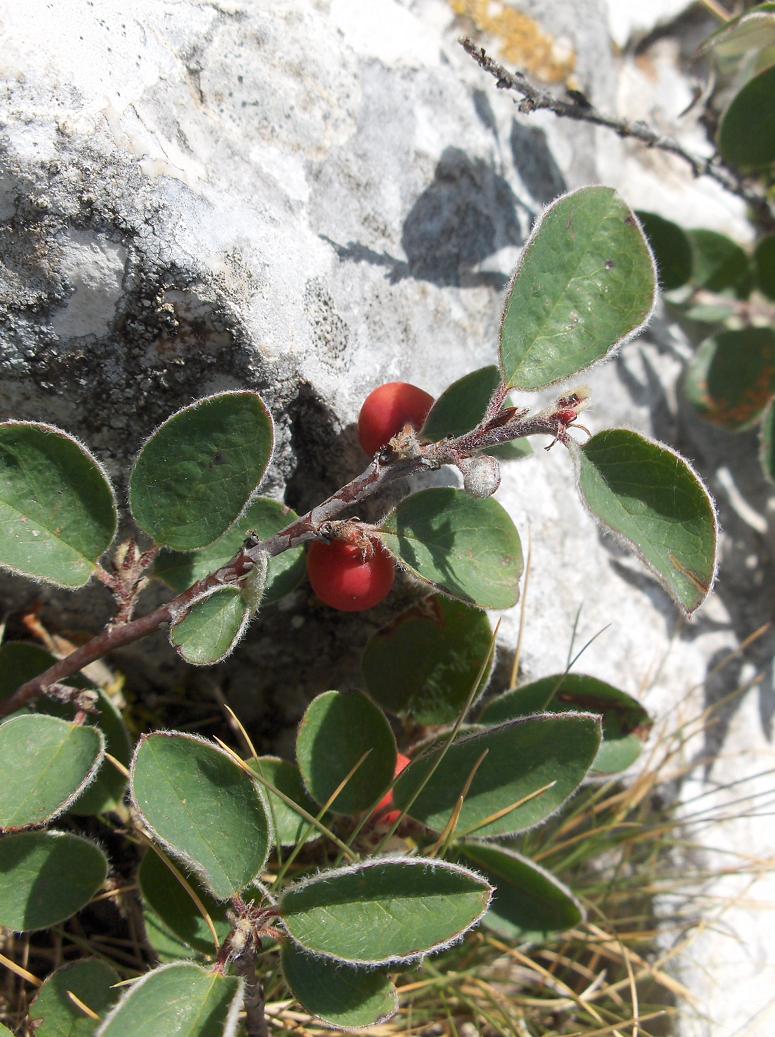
[685,328,775,430]
[688,229,753,297]
[0,830,107,931]
[379,488,523,609]
[478,678,561,723]
[71,689,132,816]
[683,301,737,323]
[362,596,494,724]
[280,857,492,965]
[296,691,396,815]
[394,714,601,837]
[154,497,304,604]
[704,4,775,71]
[761,397,775,485]
[499,187,656,391]
[482,674,650,774]
[577,430,717,616]
[138,851,231,959]
[29,959,120,1037]
[421,366,532,461]
[129,391,274,551]
[719,65,775,169]
[635,211,692,291]
[96,963,243,1037]
[754,235,775,301]
[282,942,397,1029]
[248,757,323,847]
[0,714,104,831]
[459,844,583,941]
[0,422,117,588]
[130,732,270,900]
[169,588,250,666]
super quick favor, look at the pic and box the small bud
[458,454,501,498]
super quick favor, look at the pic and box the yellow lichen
[450,0,576,84]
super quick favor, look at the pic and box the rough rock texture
[1,1,773,1033]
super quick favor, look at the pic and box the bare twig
[0,401,569,720]
[460,38,775,231]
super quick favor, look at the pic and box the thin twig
[460,38,775,231]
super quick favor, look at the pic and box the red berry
[307,539,395,612]
[357,382,434,456]
[373,753,412,827]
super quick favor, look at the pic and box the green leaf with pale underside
[96,963,242,1037]
[577,430,717,616]
[0,714,104,831]
[296,691,396,815]
[0,422,117,587]
[0,830,107,931]
[280,857,492,965]
[129,391,273,551]
[130,732,270,900]
[393,714,601,837]
[719,65,775,170]
[169,587,249,665]
[282,943,397,1029]
[500,187,656,391]
[379,488,523,609]
[30,959,120,1037]
[460,843,583,941]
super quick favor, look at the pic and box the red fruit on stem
[307,539,395,612]
[373,752,411,827]
[357,381,434,455]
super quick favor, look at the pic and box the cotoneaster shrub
[0,186,719,1035]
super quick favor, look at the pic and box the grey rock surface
[1,1,773,1032]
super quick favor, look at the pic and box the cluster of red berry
[306,382,433,612]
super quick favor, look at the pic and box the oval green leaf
[282,942,397,1029]
[154,497,304,604]
[169,587,250,666]
[635,211,692,291]
[460,843,583,941]
[129,391,274,550]
[761,397,775,484]
[362,596,494,724]
[379,488,523,609]
[30,958,120,1037]
[0,830,107,931]
[296,691,396,815]
[688,229,753,297]
[0,422,117,588]
[755,235,775,301]
[421,366,532,460]
[394,714,601,837]
[139,850,231,959]
[0,714,104,831]
[685,328,775,430]
[248,757,323,847]
[96,963,243,1037]
[130,732,270,900]
[499,187,656,391]
[481,673,650,774]
[719,65,775,169]
[280,857,492,965]
[71,689,132,816]
[577,430,717,616]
